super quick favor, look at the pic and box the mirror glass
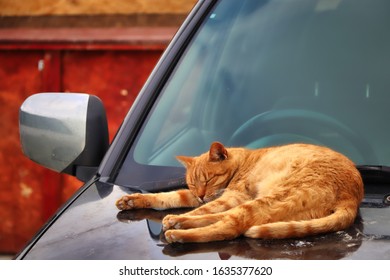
[19,93,88,172]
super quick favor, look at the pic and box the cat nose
[198,193,205,200]
[197,187,206,201]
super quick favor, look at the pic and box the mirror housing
[19,93,109,181]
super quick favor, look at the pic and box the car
[16,0,390,260]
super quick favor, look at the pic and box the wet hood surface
[21,182,390,260]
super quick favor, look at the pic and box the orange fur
[116,142,364,243]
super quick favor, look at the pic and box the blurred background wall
[0,0,196,255]
[0,0,195,15]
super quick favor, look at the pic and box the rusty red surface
[0,50,46,253]
[0,27,171,253]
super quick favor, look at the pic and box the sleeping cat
[116,142,364,243]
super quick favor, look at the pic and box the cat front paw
[162,214,181,231]
[116,195,133,210]
[165,230,184,243]
[116,193,149,210]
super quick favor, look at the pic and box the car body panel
[19,181,390,260]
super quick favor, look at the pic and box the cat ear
[176,155,195,167]
[209,142,228,162]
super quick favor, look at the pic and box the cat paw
[165,230,184,243]
[116,195,131,210]
[116,193,147,210]
[162,214,179,231]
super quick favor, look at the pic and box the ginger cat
[116,142,364,243]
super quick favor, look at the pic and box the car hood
[20,182,390,259]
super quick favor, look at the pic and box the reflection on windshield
[118,0,390,186]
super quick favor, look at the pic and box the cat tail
[244,206,358,239]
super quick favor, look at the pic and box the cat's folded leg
[164,217,243,243]
[162,212,225,231]
[161,190,251,230]
[163,205,252,243]
[116,189,201,210]
[163,198,277,243]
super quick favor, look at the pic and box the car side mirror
[19,93,109,182]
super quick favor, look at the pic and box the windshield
[116,0,390,186]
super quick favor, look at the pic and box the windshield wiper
[357,165,390,184]
[140,177,187,193]
[119,177,187,193]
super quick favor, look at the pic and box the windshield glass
[116,0,390,186]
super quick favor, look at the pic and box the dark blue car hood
[18,181,390,260]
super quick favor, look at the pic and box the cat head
[176,142,236,203]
